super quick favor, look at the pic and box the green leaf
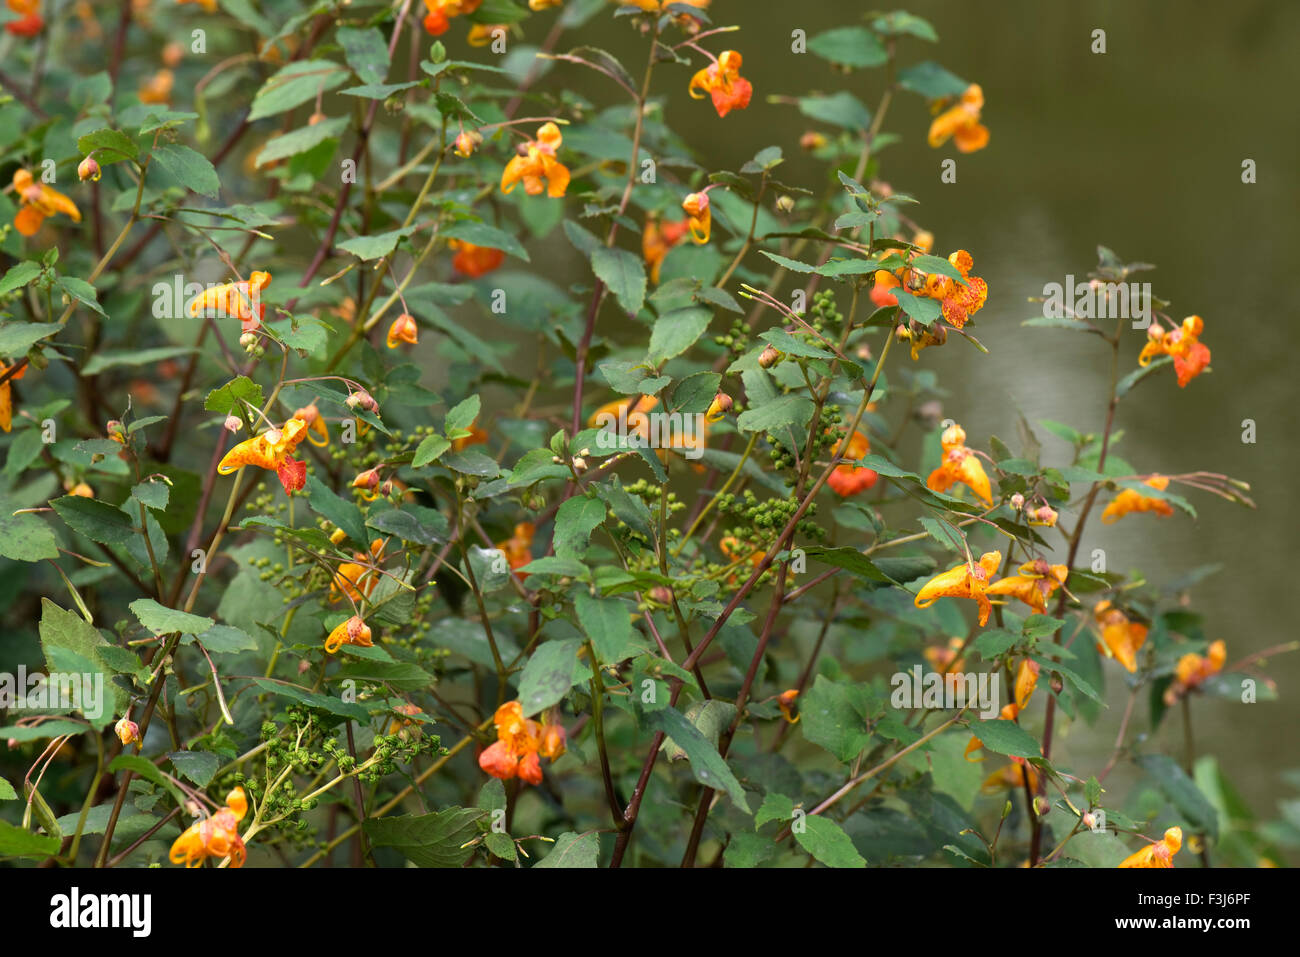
[50,495,135,547]
[517,639,582,716]
[533,830,600,868]
[0,819,61,860]
[0,777,15,800]
[797,91,872,130]
[204,375,264,416]
[1135,753,1219,840]
[0,261,43,297]
[552,495,605,559]
[592,247,646,316]
[304,473,369,548]
[0,500,59,562]
[1116,356,1171,398]
[337,226,417,261]
[249,678,371,723]
[574,592,639,664]
[896,61,968,99]
[412,434,451,468]
[77,128,139,165]
[55,277,106,316]
[81,345,193,375]
[255,116,349,167]
[643,706,750,811]
[969,719,1041,759]
[336,26,390,85]
[445,394,480,434]
[872,10,939,41]
[801,675,872,762]
[894,289,942,326]
[150,144,221,199]
[38,599,127,727]
[364,807,487,867]
[169,750,220,787]
[755,792,795,828]
[735,394,814,434]
[795,816,868,867]
[648,306,710,365]
[443,221,529,262]
[130,598,213,636]
[808,26,888,68]
[132,478,170,511]
[249,59,350,121]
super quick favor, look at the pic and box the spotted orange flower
[914,550,1002,627]
[1101,474,1174,524]
[169,787,248,868]
[827,429,878,496]
[928,83,989,153]
[386,313,419,349]
[292,401,329,447]
[777,689,800,723]
[187,271,272,332]
[422,0,480,35]
[643,216,691,283]
[1093,600,1148,673]
[1118,826,1183,868]
[501,122,569,198]
[926,422,992,506]
[330,536,387,603]
[4,0,42,35]
[919,250,988,329]
[11,168,80,236]
[689,50,752,118]
[1138,315,1211,388]
[478,700,565,785]
[1164,640,1227,705]
[324,615,373,654]
[682,191,711,244]
[450,240,505,278]
[139,68,174,105]
[496,522,536,572]
[986,559,1069,615]
[217,415,309,493]
[0,361,27,432]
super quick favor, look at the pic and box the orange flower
[169,787,248,868]
[330,536,386,603]
[682,191,711,244]
[966,659,1038,760]
[467,23,504,46]
[1093,600,1149,673]
[388,702,423,736]
[917,250,987,329]
[496,522,535,572]
[643,217,690,283]
[719,534,763,569]
[914,550,1002,627]
[689,50,752,118]
[422,0,480,35]
[11,168,80,236]
[777,689,800,724]
[452,421,488,451]
[928,83,989,153]
[588,394,710,466]
[1101,474,1174,524]
[176,0,219,10]
[986,559,1068,615]
[0,361,28,432]
[450,240,505,278]
[325,615,373,654]
[870,269,901,308]
[4,0,42,35]
[981,756,1038,794]
[924,636,966,673]
[139,68,174,105]
[292,401,329,447]
[827,429,878,496]
[1164,640,1226,705]
[478,700,564,786]
[217,416,309,492]
[187,271,272,332]
[1138,315,1211,388]
[926,422,992,505]
[386,313,419,349]
[530,0,563,8]
[1118,826,1183,868]
[500,122,569,198]
[114,717,142,751]
[453,130,482,157]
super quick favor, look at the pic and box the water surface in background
[558,0,1299,831]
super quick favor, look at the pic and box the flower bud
[69,482,94,498]
[353,468,381,491]
[114,717,141,750]
[224,415,243,433]
[1010,493,1025,509]
[775,195,795,214]
[453,130,482,157]
[77,156,101,182]
[799,131,827,151]
[758,345,781,369]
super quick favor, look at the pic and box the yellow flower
[1164,640,1227,705]
[501,122,570,198]
[1118,826,1183,868]
[1101,474,1174,524]
[1093,600,1148,673]
[386,313,419,349]
[688,50,752,118]
[682,191,711,244]
[169,787,248,868]
[926,422,992,505]
[139,68,174,104]
[1138,315,1211,387]
[329,536,387,603]
[914,550,1002,626]
[980,757,1038,794]
[529,0,562,8]
[467,23,504,46]
[928,84,989,153]
[777,689,800,724]
[11,168,80,236]
[292,401,329,447]
[187,270,272,332]
[217,416,309,493]
[324,615,373,654]
[986,559,1068,615]
[114,717,142,751]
